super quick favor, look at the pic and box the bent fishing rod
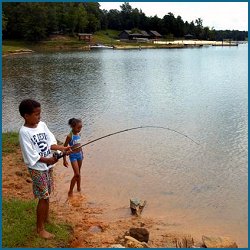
[53,125,200,159]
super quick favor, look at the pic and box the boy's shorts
[69,151,84,162]
[28,168,54,199]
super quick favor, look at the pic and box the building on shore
[119,30,162,42]
[78,33,93,42]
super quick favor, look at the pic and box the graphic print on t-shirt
[30,132,51,157]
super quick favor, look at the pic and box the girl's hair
[68,118,82,127]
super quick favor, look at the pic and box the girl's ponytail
[68,118,82,127]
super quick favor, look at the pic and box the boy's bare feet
[77,188,81,192]
[38,230,55,239]
[68,191,73,197]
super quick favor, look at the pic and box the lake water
[2,45,248,246]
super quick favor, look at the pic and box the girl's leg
[68,161,80,196]
[37,198,54,239]
[77,159,82,192]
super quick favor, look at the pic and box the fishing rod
[53,125,200,159]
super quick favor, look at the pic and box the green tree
[3,3,25,39]
[195,18,203,39]
[175,15,184,37]
[45,3,59,34]
[2,13,8,33]
[107,9,122,30]
[87,13,100,32]
[76,4,88,33]
[22,3,48,41]
[201,26,210,40]
[84,2,101,32]
[65,3,78,34]
[162,12,176,36]
[120,2,133,29]
[138,10,149,30]
[188,21,196,37]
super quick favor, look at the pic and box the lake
[2,44,248,246]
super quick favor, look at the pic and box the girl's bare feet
[38,230,55,239]
[77,188,81,192]
[68,190,73,197]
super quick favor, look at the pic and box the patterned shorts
[28,168,54,199]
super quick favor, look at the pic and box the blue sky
[99,2,248,31]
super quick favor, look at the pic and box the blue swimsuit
[69,132,84,162]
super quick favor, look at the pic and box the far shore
[2,38,245,56]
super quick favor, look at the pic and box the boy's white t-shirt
[19,121,57,170]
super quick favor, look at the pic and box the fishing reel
[53,151,65,160]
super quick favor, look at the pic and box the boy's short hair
[19,99,41,117]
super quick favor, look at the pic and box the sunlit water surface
[2,45,248,246]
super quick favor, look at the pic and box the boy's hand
[63,146,72,155]
[63,160,69,168]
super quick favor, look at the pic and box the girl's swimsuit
[69,132,84,162]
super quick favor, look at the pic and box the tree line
[2,2,248,42]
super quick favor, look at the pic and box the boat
[90,43,114,49]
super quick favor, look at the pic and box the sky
[99,2,248,31]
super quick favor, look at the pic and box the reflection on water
[2,45,248,246]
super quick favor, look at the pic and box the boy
[19,99,71,239]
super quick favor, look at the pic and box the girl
[63,118,84,196]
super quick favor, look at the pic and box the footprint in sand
[67,193,86,207]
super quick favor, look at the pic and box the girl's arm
[64,135,71,147]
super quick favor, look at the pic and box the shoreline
[2,134,242,247]
[0,137,203,247]
[2,39,244,56]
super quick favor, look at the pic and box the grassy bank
[2,132,19,153]
[2,132,73,247]
[2,40,35,54]
[2,37,89,55]
[2,30,183,55]
[2,198,72,248]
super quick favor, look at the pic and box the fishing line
[54,125,200,159]
[56,125,247,172]
[81,125,200,147]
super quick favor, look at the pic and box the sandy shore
[3,146,242,247]
[155,39,239,46]
[3,147,205,247]
[114,39,239,50]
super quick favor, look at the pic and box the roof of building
[149,30,162,37]
[140,31,150,36]
[120,30,149,36]
[119,30,162,38]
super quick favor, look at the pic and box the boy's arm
[39,156,58,165]
[51,144,71,152]
[43,123,71,153]
[63,135,71,168]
